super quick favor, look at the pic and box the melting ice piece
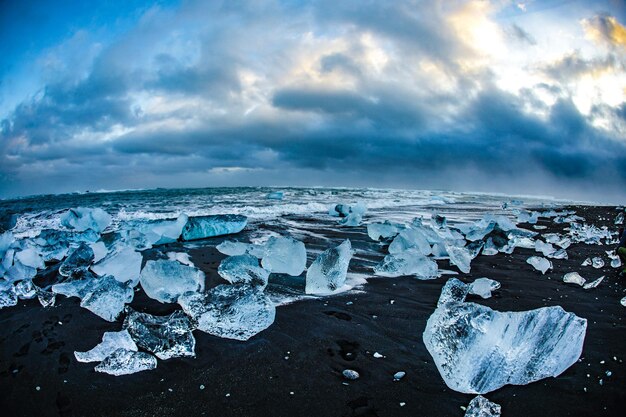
[526,256,552,274]
[15,248,45,270]
[4,262,37,283]
[374,249,438,279]
[51,271,98,299]
[261,236,307,276]
[329,204,351,217]
[0,231,14,260]
[432,213,447,229]
[591,257,604,269]
[218,254,269,289]
[464,396,501,417]
[124,310,196,359]
[469,278,500,299]
[0,281,18,309]
[61,207,111,233]
[609,254,621,268]
[445,244,472,274]
[583,276,604,290]
[140,259,205,303]
[266,191,284,200]
[80,276,134,322]
[615,212,624,225]
[621,296,626,307]
[90,241,108,263]
[305,240,353,295]
[423,279,587,394]
[59,243,94,277]
[217,240,252,256]
[134,214,189,246]
[74,330,138,363]
[338,203,367,227]
[179,285,275,341]
[91,245,142,286]
[367,222,401,242]
[581,257,592,266]
[15,280,37,299]
[563,272,586,286]
[535,240,556,257]
[389,229,431,256]
[181,214,247,241]
[437,278,469,306]
[94,348,157,376]
[342,369,360,380]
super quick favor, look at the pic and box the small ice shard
[91,245,142,286]
[591,257,604,269]
[582,257,592,266]
[261,236,307,276]
[140,259,205,303]
[338,203,367,226]
[526,256,552,274]
[266,191,284,200]
[74,330,138,363]
[59,243,94,277]
[393,371,406,381]
[179,285,275,341]
[90,241,108,263]
[217,240,252,256]
[389,229,431,256]
[464,396,501,417]
[94,348,157,376]
[621,296,626,307]
[15,248,45,270]
[615,212,624,225]
[15,279,37,299]
[563,272,586,286]
[445,244,472,273]
[305,240,353,295]
[0,281,18,309]
[342,369,359,380]
[609,254,621,268]
[61,207,111,233]
[367,222,401,242]
[583,276,604,290]
[437,278,469,306]
[218,254,269,289]
[481,238,499,256]
[80,276,134,322]
[165,251,194,267]
[468,278,500,299]
[373,249,438,279]
[124,310,196,359]
[423,279,587,394]
[181,214,247,241]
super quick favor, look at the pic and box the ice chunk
[609,253,621,268]
[342,369,360,380]
[374,249,438,279]
[91,245,142,286]
[266,191,284,200]
[329,204,351,217]
[218,254,269,289]
[389,229,431,256]
[94,348,157,376]
[134,214,188,246]
[563,272,586,286]
[52,271,98,299]
[437,278,469,306]
[445,244,472,274]
[261,236,306,276]
[179,285,275,341]
[367,222,401,242]
[181,214,247,241]
[469,278,500,299]
[61,207,111,233]
[621,296,626,307]
[15,279,37,299]
[15,248,45,270]
[124,310,196,359]
[526,256,552,274]
[481,238,499,256]
[140,259,205,304]
[80,276,134,322]
[165,251,194,267]
[591,257,604,269]
[535,240,556,257]
[4,262,37,283]
[423,279,587,394]
[338,203,367,227]
[0,231,14,260]
[581,257,591,266]
[464,395,501,417]
[432,213,447,229]
[615,212,624,225]
[393,371,406,381]
[90,241,108,263]
[59,243,94,277]
[37,289,56,307]
[74,330,138,363]
[305,240,353,294]
[0,281,18,309]
[583,276,604,289]
[216,240,252,256]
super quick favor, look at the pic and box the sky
[1,0,625,203]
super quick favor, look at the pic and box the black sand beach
[1,205,624,417]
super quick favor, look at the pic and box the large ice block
[181,214,247,241]
[218,254,269,289]
[261,236,307,276]
[74,330,138,363]
[124,310,196,359]
[80,275,134,322]
[59,243,95,277]
[389,229,431,256]
[133,214,188,246]
[423,279,587,394]
[140,259,205,303]
[305,240,353,294]
[91,245,142,286]
[94,348,157,376]
[14,247,45,270]
[179,285,275,341]
[445,244,472,273]
[373,249,438,279]
[61,207,111,233]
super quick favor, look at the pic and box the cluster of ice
[61,207,112,233]
[424,278,587,394]
[305,240,353,294]
[261,236,307,276]
[181,214,247,241]
[568,223,612,245]
[132,214,188,246]
[140,259,205,303]
[535,240,568,259]
[124,310,196,359]
[464,396,501,417]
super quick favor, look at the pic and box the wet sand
[0,205,624,416]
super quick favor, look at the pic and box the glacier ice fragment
[464,396,501,417]
[389,229,431,256]
[591,257,604,269]
[59,243,94,277]
[305,240,353,294]
[74,330,138,363]
[469,278,500,299]
[373,249,438,279]
[15,279,37,299]
[80,276,134,322]
[140,259,205,303]
[342,369,359,380]
[437,278,469,306]
[526,256,552,274]
[181,214,247,241]
[563,272,586,286]
[124,310,196,359]
[367,222,401,242]
[266,191,284,200]
[583,276,604,289]
[615,212,624,225]
[445,244,472,273]
[216,240,253,256]
[261,236,306,276]
[61,207,111,233]
[218,254,269,289]
[15,248,44,270]
[94,348,157,376]
[91,245,142,286]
